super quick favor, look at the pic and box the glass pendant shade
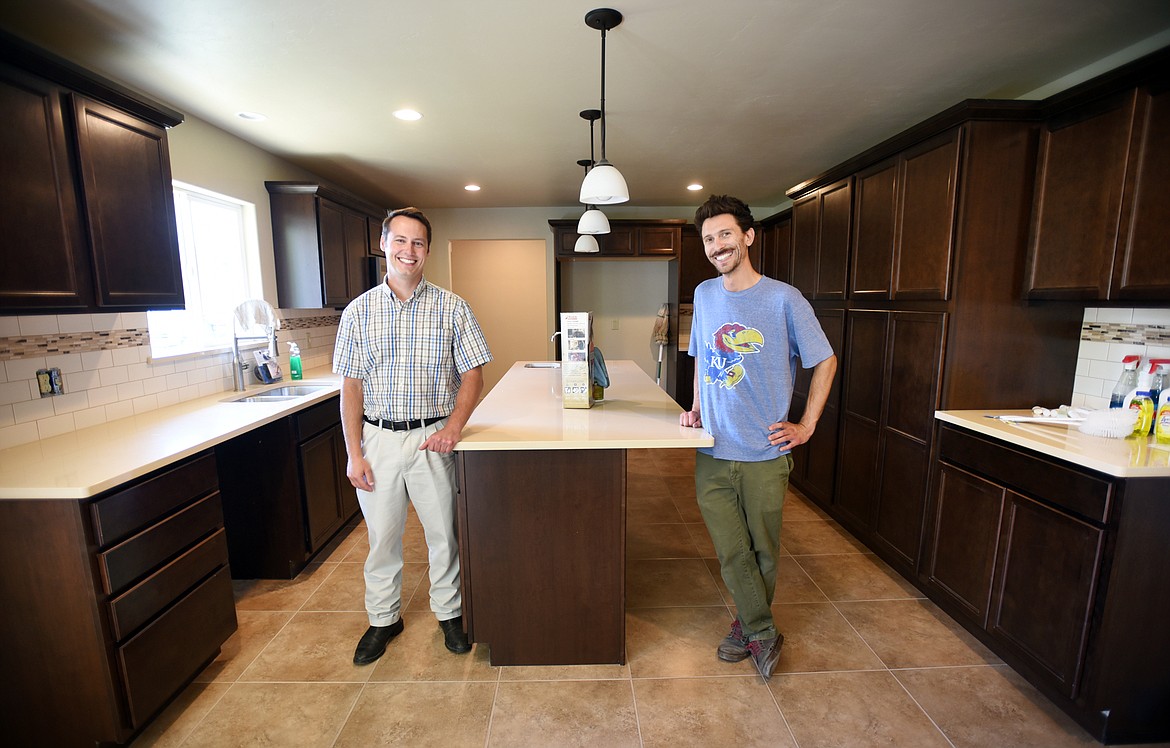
[577,208,610,235]
[579,161,629,205]
[574,234,601,253]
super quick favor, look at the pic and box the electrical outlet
[611,319,619,330]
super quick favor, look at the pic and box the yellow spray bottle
[1155,363,1170,444]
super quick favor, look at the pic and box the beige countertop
[0,369,343,500]
[456,360,713,452]
[935,410,1170,479]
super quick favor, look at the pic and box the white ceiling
[3,0,1170,212]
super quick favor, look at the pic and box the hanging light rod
[580,8,629,205]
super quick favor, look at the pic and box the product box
[559,312,594,409]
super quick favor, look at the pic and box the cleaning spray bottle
[288,342,303,380]
[1127,365,1155,436]
[1155,363,1170,445]
[1110,355,1141,408]
[1148,359,1170,408]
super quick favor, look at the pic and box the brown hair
[383,206,432,246]
[694,194,754,234]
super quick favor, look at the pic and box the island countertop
[456,360,713,451]
[935,410,1170,478]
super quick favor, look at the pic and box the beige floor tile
[671,492,704,522]
[783,492,832,521]
[239,611,374,682]
[334,681,496,747]
[836,599,1002,668]
[181,682,361,747]
[300,561,365,611]
[627,471,673,499]
[780,519,868,555]
[702,557,734,605]
[626,558,724,608]
[488,680,640,748]
[627,522,701,559]
[194,610,293,683]
[795,552,923,602]
[685,521,717,557]
[895,665,1098,747]
[231,562,333,612]
[771,670,950,747]
[634,676,796,748]
[770,602,885,673]
[312,523,363,563]
[775,556,831,603]
[627,490,684,524]
[129,682,231,747]
[367,613,498,682]
[649,448,696,473]
[499,662,631,681]
[626,606,755,679]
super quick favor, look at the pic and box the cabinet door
[317,200,350,307]
[925,464,1005,627]
[73,96,184,309]
[816,179,852,299]
[0,64,90,310]
[990,492,1105,699]
[894,129,960,300]
[790,309,844,506]
[850,159,897,299]
[834,311,887,527]
[1113,83,1170,299]
[299,429,345,553]
[638,226,680,256]
[790,195,818,297]
[334,426,360,520]
[678,225,716,304]
[601,227,636,256]
[1024,89,1137,299]
[760,217,791,283]
[368,215,384,256]
[343,208,369,297]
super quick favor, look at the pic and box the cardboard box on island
[559,312,594,409]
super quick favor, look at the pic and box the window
[147,182,263,359]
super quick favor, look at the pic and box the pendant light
[577,109,610,236]
[574,234,601,253]
[579,8,629,205]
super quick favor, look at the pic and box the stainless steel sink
[226,384,331,403]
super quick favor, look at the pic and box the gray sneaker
[717,619,749,663]
[746,633,784,681]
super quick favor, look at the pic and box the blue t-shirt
[688,276,834,462]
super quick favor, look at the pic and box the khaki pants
[695,451,791,640]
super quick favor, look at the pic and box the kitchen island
[454,360,712,665]
[926,410,1170,744]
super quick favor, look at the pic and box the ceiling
[3,0,1170,212]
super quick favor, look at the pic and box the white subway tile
[0,421,40,451]
[0,405,12,428]
[121,312,148,329]
[1081,308,1099,324]
[47,353,85,373]
[0,317,20,336]
[81,350,115,370]
[1106,342,1146,362]
[116,380,145,400]
[5,357,47,380]
[1076,340,1111,361]
[1075,358,1090,376]
[37,412,75,440]
[70,370,103,391]
[56,314,94,333]
[1088,359,1122,380]
[73,406,108,430]
[148,361,175,378]
[156,389,180,408]
[166,372,190,389]
[196,380,221,398]
[132,394,158,414]
[173,357,199,373]
[52,391,89,416]
[13,397,54,423]
[90,313,120,331]
[99,367,130,387]
[105,400,135,422]
[112,347,140,366]
[127,362,151,380]
[142,376,168,395]
[178,385,201,402]
[1096,308,1134,324]
[1131,308,1170,325]
[87,385,120,408]
[0,381,31,407]
[18,315,59,335]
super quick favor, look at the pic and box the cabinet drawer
[108,528,229,640]
[98,493,223,594]
[294,396,340,441]
[938,426,1112,523]
[117,565,236,727]
[91,453,218,546]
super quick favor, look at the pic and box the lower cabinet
[924,424,1170,743]
[788,308,844,505]
[0,452,236,746]
[217,395,358,579]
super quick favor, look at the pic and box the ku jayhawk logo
[705,322,765,389]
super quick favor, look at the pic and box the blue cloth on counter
[592,347,610,388]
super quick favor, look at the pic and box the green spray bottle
[288,342,303,380]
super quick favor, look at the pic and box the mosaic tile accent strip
[1081,322,1170,346]
[281,315,342,330]
[0,329,149,360]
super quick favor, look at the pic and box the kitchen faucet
[231,300,280,391]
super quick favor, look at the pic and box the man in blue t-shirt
[680,194,837,681]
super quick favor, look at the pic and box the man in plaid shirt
[333,206,492,664]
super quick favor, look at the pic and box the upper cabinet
[851,129,961,301]
[790,178,852,299]
[552,219,682,260]
[1025,79,1170,301]
[266,182,387,309]
[0,36,185,314]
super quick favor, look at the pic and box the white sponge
[1077,409,1140,439]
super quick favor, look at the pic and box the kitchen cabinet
[0,38,185,313]
[758,212,791,283]
[216,394,358,578]
[1025,81,1170,301]
[850,129,961,300]
[267,181,387,309]
[552,219,683,259]
[925,423,1170,743]
[787,307,843,506]
[835,310,945,569]
[790,178,851,299]
[0,452,236,746]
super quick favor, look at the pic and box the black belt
[363,415,447,431]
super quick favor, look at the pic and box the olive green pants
[695,451,791,641]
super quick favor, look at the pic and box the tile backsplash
[1073,307,1170,409]
[0,309,340,451]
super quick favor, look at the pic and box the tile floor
[132,448,1160,747]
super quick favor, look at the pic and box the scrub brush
[1077,408,1140,438]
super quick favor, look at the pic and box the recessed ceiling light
[464,184,481,192]
[686,183,703,191]
[393,109,422,121]
[236,111,267,122]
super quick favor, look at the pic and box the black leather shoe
[439,616,471,654]
[353,619,404,665]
